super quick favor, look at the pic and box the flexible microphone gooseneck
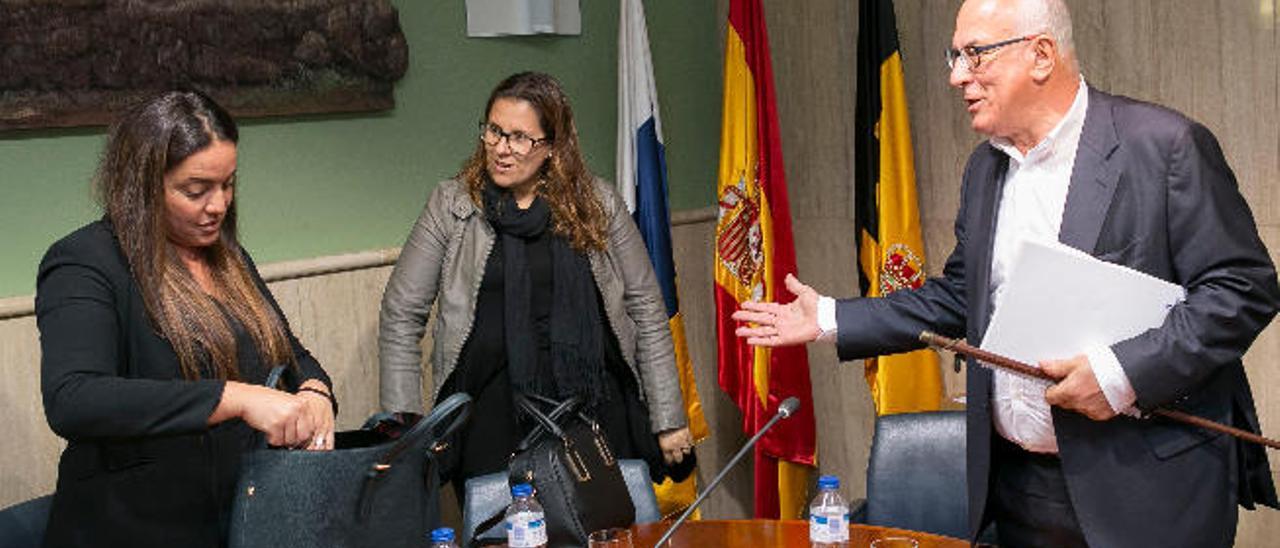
[653,397,801,547]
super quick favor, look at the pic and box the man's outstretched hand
[731,274,823,347]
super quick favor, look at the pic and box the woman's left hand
[296,380,336,451]
[658,427,695,465]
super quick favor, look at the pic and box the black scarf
[482,181,607,409]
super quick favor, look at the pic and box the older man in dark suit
[733,0,1278,546]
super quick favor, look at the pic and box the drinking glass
[587,527,634,548]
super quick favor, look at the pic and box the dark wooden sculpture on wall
[0,0,409,131]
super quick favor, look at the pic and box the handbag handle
[374,392,472,469]
[514,395,580,452]
[356,392,472,523]
[264,365,286,391]
[523,393,600,427]
[248,365,290,450]
[515,394,608,453]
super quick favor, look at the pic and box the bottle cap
[818,475,840,489]
[511,483,534,497]
[430,527,455,542]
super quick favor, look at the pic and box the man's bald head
[960,0,1077,72]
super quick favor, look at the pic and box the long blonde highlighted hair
[96,90,294,380]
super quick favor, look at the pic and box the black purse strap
[471,510,510,547]
[516,394,607,450]
[357,392,472,523]
[377,392,472,468]
[258,366,473,462]
[515,395,579,451]
[264,365,286,391]
[249,365,290,450]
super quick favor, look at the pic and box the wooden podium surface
[630,519,968,547]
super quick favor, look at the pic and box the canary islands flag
[617,0,710,519]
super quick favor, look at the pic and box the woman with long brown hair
[37,90,335,547]
[379,72,693,500]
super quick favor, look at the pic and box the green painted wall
[0,0,720,298]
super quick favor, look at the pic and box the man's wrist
[817,296,838,342]
[1085,346,1137,416]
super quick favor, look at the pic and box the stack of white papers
[980,240,1185,365]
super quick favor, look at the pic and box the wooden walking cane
[919,331,1280,451]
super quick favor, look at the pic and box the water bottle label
[507,514,548,548]
[810,512,849,542]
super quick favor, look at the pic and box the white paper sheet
[980,240,1186,364]
[466,0,581,37]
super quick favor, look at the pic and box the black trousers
[991,436,1089,548]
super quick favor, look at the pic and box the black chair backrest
[0,494,53,548]
[864,411,967,539]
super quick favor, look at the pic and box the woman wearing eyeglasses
[378,72,693,500]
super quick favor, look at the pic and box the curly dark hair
[457,72,607,252]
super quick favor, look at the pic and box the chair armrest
[849,498,867,524]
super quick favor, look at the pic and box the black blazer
[36,220,330,548]
[834,88,1278,547]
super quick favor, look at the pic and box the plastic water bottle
[505,483,548,548]
[428,527,458,548]
[809,475,850,547]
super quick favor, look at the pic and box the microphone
[653,397,802,547]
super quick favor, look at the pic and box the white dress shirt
[818,78,1137,454]
[987,78,1136,454]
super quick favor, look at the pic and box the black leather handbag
[474,394,635,547]
[228,384,471,548]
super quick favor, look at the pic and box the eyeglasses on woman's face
[479,121,550,156]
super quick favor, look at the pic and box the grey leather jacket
[378,178,688,433]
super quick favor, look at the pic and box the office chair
[855,411,971,540]
[0,494,53,548]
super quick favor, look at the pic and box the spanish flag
[855,0,943,415]
[715,0,816,519]
[616,0,710,518]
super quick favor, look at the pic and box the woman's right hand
[210,381,322,449]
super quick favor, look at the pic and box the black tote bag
[470,394,634,547]
[229,388,471,548]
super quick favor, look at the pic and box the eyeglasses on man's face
[945,34,1037,73]
[479,122,550,156]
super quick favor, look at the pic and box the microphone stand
[653,398,799,547]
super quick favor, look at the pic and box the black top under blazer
[833,88,1279,547]
[36,220,331,548]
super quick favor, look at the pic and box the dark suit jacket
[834,88,1279,547]
[36,220,330,548]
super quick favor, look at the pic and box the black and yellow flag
[854,0,944,415]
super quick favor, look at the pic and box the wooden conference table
[630,519,968,547]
